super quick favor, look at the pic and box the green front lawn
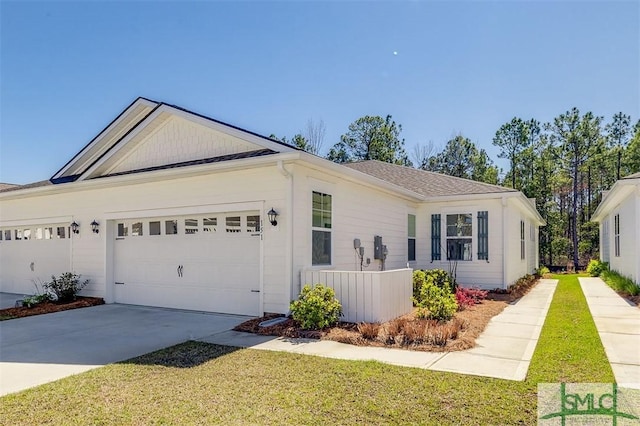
[0,275,615,425]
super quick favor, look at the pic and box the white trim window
[446,213,472,261]
[614,214,620,257]
[312,191,332,265]
[520,220,525,260]
[408,214,416,262]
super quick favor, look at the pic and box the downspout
[502,196,508,289]
[277,160,295,309]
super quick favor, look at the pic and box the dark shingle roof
[344,160,517,197]
[0,183,19,191]
[0,180,52,193]
[95,149,277,179]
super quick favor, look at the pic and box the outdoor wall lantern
[267,208,278,226]
[91,220,100,234]
[70,221,80,234]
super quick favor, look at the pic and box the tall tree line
[277,111,639,269]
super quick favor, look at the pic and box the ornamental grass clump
[290,284,343,330]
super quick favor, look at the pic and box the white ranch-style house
[592,172,640,284]
[0,98,544,317]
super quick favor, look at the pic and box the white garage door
[113,212,261,316]
[0,224,71,294]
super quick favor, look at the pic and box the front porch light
[267,208,278,226]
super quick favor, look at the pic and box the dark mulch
[234,314,323,339]
[620,293,640,307]
[234,300,509,352]
[235,277,543,352]
[487,274,541,302]
[0,297,105,320]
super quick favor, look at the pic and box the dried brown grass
[235,297,512,352]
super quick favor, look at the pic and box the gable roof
[344,160,517,197]
[623,171,640,179]
[51,97,298,184]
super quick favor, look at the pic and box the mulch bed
[234,277,542,352]
[0,297,105,320]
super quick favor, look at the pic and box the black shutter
[431,214,441,261]
[477,211,488,261]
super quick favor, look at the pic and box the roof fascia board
[0,152,302,200]
[52,98,158,179]
[2,152,423,203]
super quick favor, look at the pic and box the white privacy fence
[301,268,413,323]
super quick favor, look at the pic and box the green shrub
[536,266,550,276]
[586,259,608,277]
[290,284,343,330]
[412,270,427,302]
[44,272,89,303]
[413,269,454,306]
[414,282,458,321]
[601,270,639,296]
[425,269,455,293]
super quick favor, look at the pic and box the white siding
[607,190,640,284]
[0,165,291,313]
[292,164,417,296]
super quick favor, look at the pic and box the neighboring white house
[0,98,544,317]
[592,172,640,284]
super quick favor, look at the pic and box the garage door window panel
[57,227,67,239]
[131,222,143,236]
[165,220,177,235]
[247,215,260,233]
[203,218,217,232]
[117,223,128,237]
[226,216,241,233]
[185,219,199,234]
[3,230,10,240]
[149,221,161,236]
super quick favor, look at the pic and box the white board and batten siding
[604,190,640,284]
[302,268,413,323]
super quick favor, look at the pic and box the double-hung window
[408,214,416,262]
[446,213,472,261]
[614,214,620,257]
[312,191,332,265]
[520,220,525,260]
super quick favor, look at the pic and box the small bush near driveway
[290,284,343,330]
[44,272,89,303]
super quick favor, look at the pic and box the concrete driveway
[0,303,248,396]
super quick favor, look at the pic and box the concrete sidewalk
[580,277,640,389]
[201,279,558,381]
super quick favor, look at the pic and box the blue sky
[1,1,638,184]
